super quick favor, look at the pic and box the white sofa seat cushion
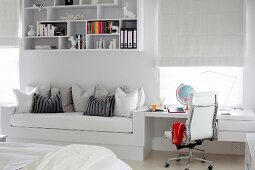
[10,113,133,133]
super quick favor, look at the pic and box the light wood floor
[124,151,244,170]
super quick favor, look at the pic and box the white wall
[20,0,159,105]
[243,0,255,111]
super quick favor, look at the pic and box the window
[160,67,243,107]
[158,0,244,67]
[0,48,19,104]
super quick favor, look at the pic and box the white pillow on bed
[13,87,38,113]
[114,87,138,117]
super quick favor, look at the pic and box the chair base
[164,149,213,170]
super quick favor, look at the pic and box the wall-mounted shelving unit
[23,0,143,51]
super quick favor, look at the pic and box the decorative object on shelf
[113,38,117,49]
[109,41,113,49]
[96,38,106,49]
[33,4,44,12]
[109,39,117,49]
[75,34,86,49]
[111,25,119,33]
[103,39,106,49]
[27,25,36,36]
[91,0,99,4]
[123,2,136,18]
[65,0,73,5]
[35,45,57,50]
[176,84,195,110]
[68,36,76,49]
[54,28,66,36]
[60,14,84,21]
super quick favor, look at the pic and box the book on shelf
[37,24,65,37]
[120,30,124,48]
[128,29,133,48]
[120,28,137,49]
[133,29,137,48]
[87,21,119,34]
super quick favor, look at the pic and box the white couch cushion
[10,113,133,133]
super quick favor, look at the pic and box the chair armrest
[0,105,16,134]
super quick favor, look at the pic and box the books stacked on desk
[120,28,137,49]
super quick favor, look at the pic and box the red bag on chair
[172,122,185,146]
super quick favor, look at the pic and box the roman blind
[0,0,20,46]
[159,0,244,66]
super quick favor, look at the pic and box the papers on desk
[167,107,186,113]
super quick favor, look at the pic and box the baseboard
[152,137,244,155]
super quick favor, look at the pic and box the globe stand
[185,105,189,111]
[176,84,195,112]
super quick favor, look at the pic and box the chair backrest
[186,92,218,142]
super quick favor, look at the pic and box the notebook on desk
[167,107,185,113]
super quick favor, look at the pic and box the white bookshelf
[23,0,143,51]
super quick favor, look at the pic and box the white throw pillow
[72,84,95,112]
[13,87,38,113]
[114,87,138,117]
[95,84,108,99]
[137,87,145,108]
[120,86,145,108]
[26,84,51,98]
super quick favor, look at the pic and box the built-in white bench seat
[10,113,133,133]
[1,105,151,161]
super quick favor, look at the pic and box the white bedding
[0,143,132,170]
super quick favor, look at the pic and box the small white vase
[28,25,36,36]
[91,0,99,4]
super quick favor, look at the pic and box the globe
[176,84,195,106]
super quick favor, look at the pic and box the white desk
[143,108,255,142]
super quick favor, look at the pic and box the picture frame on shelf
[65,0,73,5]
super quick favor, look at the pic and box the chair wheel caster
[164,163,169,168]
[184,168,189,170]
[176,158,181,162]
[201,156,206,163]
[208,165,213,170]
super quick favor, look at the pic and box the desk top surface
[143,108,255,121]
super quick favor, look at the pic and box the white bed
[0,143,132,170]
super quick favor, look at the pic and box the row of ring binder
[120,28,137,49]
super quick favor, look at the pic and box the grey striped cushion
[84,96,115,117]
[32,93,63,113]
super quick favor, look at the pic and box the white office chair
[164,92,218,170]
